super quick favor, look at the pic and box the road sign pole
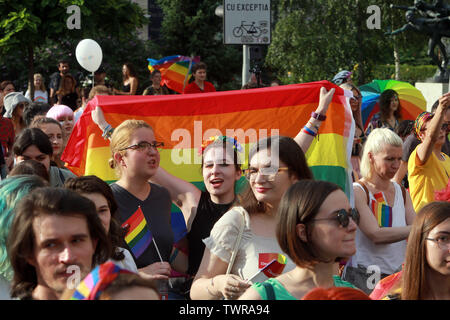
[242,44,250,87]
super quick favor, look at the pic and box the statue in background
[387,0,450,81]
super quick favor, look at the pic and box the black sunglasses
[310,208,360,228]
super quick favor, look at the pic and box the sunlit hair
[46,104,74,121]
[56,74,76,96]
[109,119,153,178]
[29,73,46,92]
[88,85,110,101]
[360,128,403,178]
[0,176,46,282]
[401,201,450,300]
[8,160,50,182]
[276,180,342,270]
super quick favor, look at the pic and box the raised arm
[91,106,202,230]
[294,87,335,154]
[416,92,450,165]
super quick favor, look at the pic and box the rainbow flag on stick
[121,206,152,258]
[62,80,355,237]
[147,55,201,93]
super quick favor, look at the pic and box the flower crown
[199,135,243,155]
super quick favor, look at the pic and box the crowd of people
[0,62,449,302]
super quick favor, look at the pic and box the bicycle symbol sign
[224,0,271,45]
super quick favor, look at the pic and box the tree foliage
[0,0,148,93]
[266,0,430,86]
[153,0,242,90]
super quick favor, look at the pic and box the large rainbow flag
[63,80,355,236]
[147,55,201,94]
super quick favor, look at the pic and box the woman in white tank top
[343,128,416,294]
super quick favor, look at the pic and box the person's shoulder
[215,206,248,227]
[59,167,76,178]
[149,181,171,197]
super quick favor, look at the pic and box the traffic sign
[223,0,271,45]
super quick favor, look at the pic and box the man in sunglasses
[408,92,450,212]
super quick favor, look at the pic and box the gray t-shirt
[49,166,77,187]
[110,182,173,269]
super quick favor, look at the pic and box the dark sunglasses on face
[310,208,360,228]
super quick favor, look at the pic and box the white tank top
[350,181,407,274]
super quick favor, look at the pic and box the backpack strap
[357,180,370,205]
[262,282,275,300]
[401,185,406,205]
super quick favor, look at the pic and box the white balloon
[75,39,103,73]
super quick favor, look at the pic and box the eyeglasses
[350,95,361,102]
[120,141,164,153]
[426,235,450,250]
[243,167,289,182]
[310,208,360,228]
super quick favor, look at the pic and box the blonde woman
[108,120,174,281]
[343,128,416,294]
[25,74,48,103]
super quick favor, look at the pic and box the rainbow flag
[147,55,201,93]
[71,262,132,300]
[62,81,355,236]
[121,206,152,258]
[370,193,393,228]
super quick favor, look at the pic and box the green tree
[154,0,242,90]
[0,0,146,97]
[266,0,428,86]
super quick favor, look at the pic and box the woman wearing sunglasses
[407,93,450,212]
[343,128,416,294]
[239,180,359,300]
[108,120,174,282]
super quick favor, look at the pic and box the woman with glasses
[365,89,403,137]
[340,83,366,180]
[371,201,450,300]
[343,128,416,294]
[190,88,336,300]
[108,119,173,282]
[408,93,450,212]
[239,180,359,300]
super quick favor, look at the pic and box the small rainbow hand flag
[121,206,152,258]
[147,55,201,93]
[370,193,393,228]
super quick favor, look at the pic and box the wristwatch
[311,112,326,121]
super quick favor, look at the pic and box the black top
[187,191,234,275]
[111,182,173,269]
[122,83,131,93]
[60,92,78,111]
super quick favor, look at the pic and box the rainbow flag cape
[147,55,201,93]
[62,80,355,238]
[370,193,393,228]
[121,206,152,258]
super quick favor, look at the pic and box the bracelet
[308,120,320,132]
[302,126,317,137]
[311,111,326,121]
